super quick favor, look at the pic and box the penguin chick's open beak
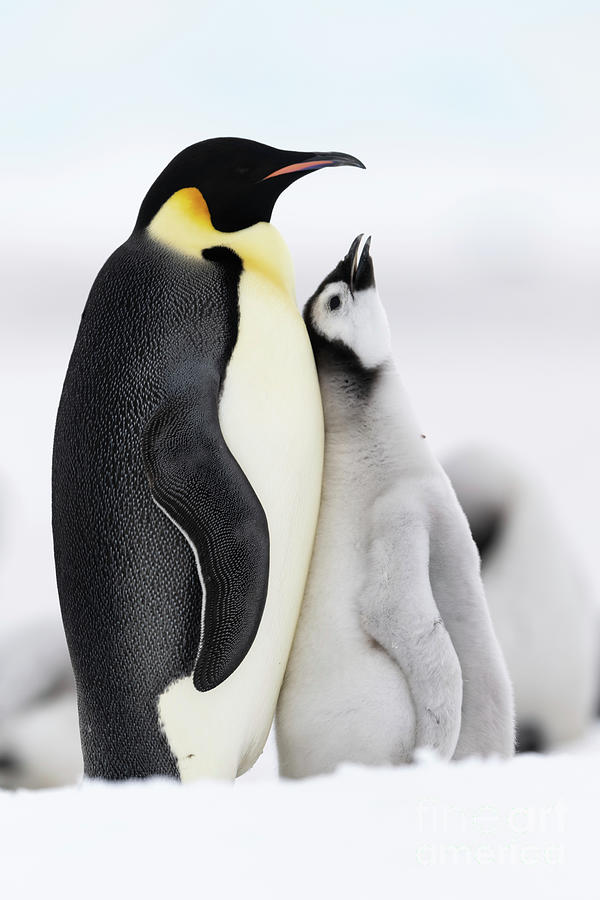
[262,152,365,181]
[350,234,373,293]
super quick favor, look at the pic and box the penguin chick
[445,445,600,750]
[276,236,515,777]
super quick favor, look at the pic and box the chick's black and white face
[306,236,391,370]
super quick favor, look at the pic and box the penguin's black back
[52,233,241,778]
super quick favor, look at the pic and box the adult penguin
[52,137,365,781]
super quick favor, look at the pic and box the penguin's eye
[328,295,341,311]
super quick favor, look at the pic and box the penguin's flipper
[428,495,515,758]
[142,389,269,692]
[361,496,463,760]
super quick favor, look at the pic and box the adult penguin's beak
[262,151,365,181]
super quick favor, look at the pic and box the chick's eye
[329,295,341,311]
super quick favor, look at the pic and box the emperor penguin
[52,138,365,782]
[445,446,599,751]
[276,236,514,778]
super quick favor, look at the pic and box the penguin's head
[304,234,391,372]
[136,138,365,233]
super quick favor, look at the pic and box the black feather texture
[52,235,268,778]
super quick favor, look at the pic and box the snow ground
[1,748,597,900]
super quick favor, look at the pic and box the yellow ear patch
[147,187,295,298]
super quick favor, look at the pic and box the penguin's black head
[304,234,390,378]
[135,138,365,233]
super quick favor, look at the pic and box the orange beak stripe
[262,160,338,180]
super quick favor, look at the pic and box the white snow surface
[1,747,596,900]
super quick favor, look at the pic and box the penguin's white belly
[277,482,416,777]
[158,270,324,780]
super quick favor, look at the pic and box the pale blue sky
[2,0,599,306]
[4,0,599,167]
